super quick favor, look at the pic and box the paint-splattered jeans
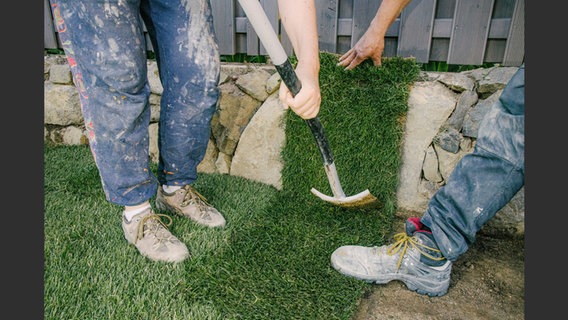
[49,0,220,206]
[420,64,525,261]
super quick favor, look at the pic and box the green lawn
[44,53,420,319]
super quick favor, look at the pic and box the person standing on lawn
[49,0,321,263]
[329,0,525,297]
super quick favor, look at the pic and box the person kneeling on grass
[331,64,524,297]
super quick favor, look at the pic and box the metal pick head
[310,188,378,208]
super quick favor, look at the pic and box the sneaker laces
[136,213,174,243]
[386,232,446,270]
[180,185,214,218]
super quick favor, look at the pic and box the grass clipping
[43,53,421,320]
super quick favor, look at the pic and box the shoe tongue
[404,218,445,265]
[413,231,436,247]
[405,217,426,235]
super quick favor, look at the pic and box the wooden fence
[44,0,524,66]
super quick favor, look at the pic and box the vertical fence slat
[428,0,455,61]
[245,20,259,56]
[350,0,382,47]
[139,20,155,52]
[502,0,524,66]
[315,0,339,53]
[241,0,259,57]
[398,0,436,63]
[259,0,279,56]
[44,0,58,49]
[212,0,236,55]
[447,0,495,65]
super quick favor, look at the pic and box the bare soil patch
[352,216,525,320]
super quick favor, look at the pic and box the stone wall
[397,68,524,237]
[44,54,524,238]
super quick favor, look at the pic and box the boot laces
[181,185,211,207]
[136,213,174,244]
[386,232,445,270]
[180,185,214,219]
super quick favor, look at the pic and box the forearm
[276,0,321,119]
[368,0,412,38]
[277,0,320,77]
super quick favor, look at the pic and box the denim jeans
[420,64,525,261]
[49,0,220,206]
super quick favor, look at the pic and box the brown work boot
[155,184,226,228]
[122,207,190,263]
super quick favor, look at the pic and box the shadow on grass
[44,53,420,319]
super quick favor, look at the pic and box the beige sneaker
[122,208,190,263]
[155,184,226,228]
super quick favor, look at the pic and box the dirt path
[351,217,525,320]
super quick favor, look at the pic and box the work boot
[155,184,226,228]
[122,207,189,263]
[330,217,452,297]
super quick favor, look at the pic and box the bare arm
[277,0,321,120]
[338,0,412,70]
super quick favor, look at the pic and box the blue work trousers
[421,65,525,261]
[49,0,220,206]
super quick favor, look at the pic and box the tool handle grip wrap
[275,60,334,166]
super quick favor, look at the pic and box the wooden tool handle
[237,0,334,166]
[275,59,334,166]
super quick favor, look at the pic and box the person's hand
[279,62,321,120]
[337,32,385,70]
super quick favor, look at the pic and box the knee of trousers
[475,102,524,170]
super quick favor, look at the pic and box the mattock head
[310,188,378,208]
